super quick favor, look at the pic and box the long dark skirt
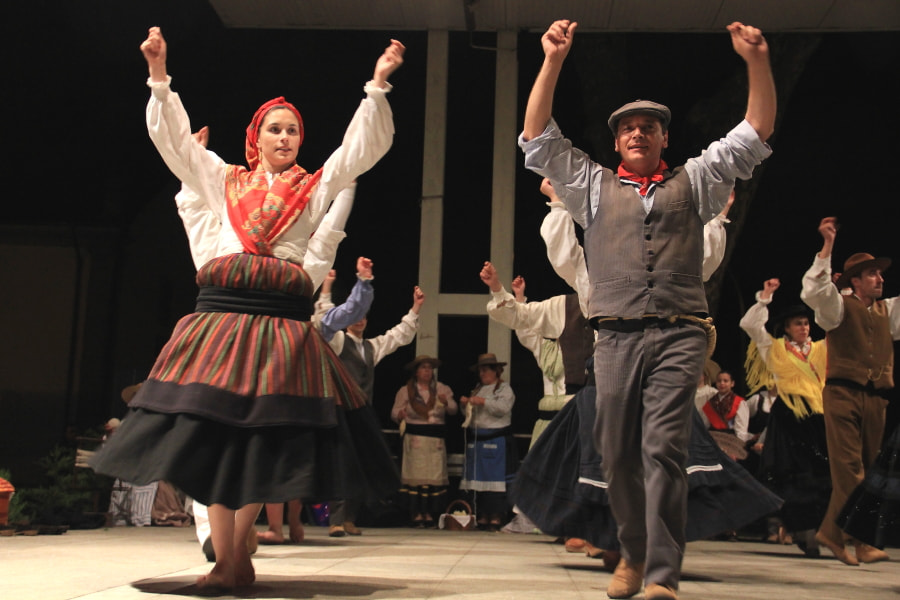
[90,254,398,509]
[838,422,900,549]
[509,386,783,548]
[758,398,831,532]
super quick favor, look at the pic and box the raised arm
[371,39,405,89]
[310,40,406,226]
[142,28,226,203]
[800,217,843,331]
[483,262,566,338]
[740,278,779,362]
[727,22,776,143]
[367,286,425,365]
[140,26,167,83]
[318,257,375,342]
[523,20,578,141]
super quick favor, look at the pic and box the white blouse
[146,76,395,265]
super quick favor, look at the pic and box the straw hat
[405,355,441,371]
[469,353,507,372]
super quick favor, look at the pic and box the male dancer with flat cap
[519,19,775,600]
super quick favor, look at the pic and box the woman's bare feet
[196,563,234,590]
[289,522,305,543]
[234,552,256,587]
[257,528,285,544]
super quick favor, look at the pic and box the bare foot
[234,555,256,587]
[257,529,285,544]
[196,563,234,590]
[246,526,258,555]
[289,522,305,543]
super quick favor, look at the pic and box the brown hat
[835,253,891,289]
[405,355,441,371]
[470,353,507,371]
[608,100,671,134]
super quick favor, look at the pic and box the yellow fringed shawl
[744,336,827,419]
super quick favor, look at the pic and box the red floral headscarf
[225,97,322,256]
[244,97,305,170]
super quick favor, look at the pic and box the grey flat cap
[608,100,671,134]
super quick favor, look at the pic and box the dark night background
[1,1,898,485]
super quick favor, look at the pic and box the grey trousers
[329,498,362,526]
[593,323,707,590]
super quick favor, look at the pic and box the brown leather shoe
[564,537,586,553]
[645,583,678,600]
[343,521,362,536]
[854,542,890,563]
[815,531,858,566]
[328,524,346,537]
[602,550,622,573]
[607,560,644,599]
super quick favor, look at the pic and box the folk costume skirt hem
[90,254,397,509]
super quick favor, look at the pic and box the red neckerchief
[617,159,669,196]
[225,164,323,256]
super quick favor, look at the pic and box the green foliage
[2,442,111,525]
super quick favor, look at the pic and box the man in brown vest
[519,18,775,600]
[801,216,896,565]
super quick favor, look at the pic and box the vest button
[645,234,651,240]
[647,265,654,272]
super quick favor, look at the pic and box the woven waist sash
[404,423,446,438]
[196,286,312,321]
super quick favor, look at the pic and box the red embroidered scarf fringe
[225,165,323,256]
[617,159,669,196]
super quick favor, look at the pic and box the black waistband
[825,378,892,399]
[196,286,312,321]
[565,383,585,395]
[468,426,513,441]
[537,410,560,421]
[590,313,708,332]
[404,423,446,438]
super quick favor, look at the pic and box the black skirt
[838,422,900,549]
[91,403,398,510]
[758,398,831,531]
[509,386,783,547]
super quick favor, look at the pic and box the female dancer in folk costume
[839,420,900,550]
[91,27,404,589]
[741,278,830,557]
[460,354,517,530]
[391,356,457,527]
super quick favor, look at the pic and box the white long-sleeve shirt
[315,292,419,361]
[800,253,900,338]
[176,178,353,290]
[146,76,394,265]
[467,382,515,430]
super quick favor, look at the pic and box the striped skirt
[91,253,398,509]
